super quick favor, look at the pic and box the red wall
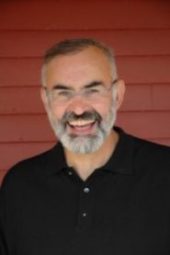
[0,0,170,183]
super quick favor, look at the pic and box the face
[41,46,125,153]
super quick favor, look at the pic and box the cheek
[92,98,113,117]
[47,103,67,120]
[47,97,114,120]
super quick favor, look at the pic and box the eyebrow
[84,81,104,89]
[51,80,104,91]
[52,84,72,90]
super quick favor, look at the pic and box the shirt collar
[43,126,135,177]
[101,127,135,175]
[43,142,68,177]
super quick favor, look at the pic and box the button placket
[76,184,92,231]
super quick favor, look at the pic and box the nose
[66,96,91,115]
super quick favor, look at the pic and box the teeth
[69,119,94,127]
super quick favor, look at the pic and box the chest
[14,172,170,255]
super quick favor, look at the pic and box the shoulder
[116,126,170,173]
[117,126,170,160]
[131,134,170,159]
[0,143,62,190]
[126,133,170,174]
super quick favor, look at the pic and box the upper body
[0,38,170,255]
[0,127,170,255]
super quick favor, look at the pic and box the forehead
[44,46,113,89]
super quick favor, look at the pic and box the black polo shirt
[0,128,170,255]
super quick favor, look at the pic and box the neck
[64,130,119,181]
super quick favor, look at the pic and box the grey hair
[41,38,118,86]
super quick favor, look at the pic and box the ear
[40,87,49,112]
[114,79,126,110]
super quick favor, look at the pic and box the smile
[68,119,95,127]
[67,119,97,135]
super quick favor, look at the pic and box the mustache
[62,111,102,124]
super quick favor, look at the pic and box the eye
[56,90,71,97]
[87,88,101,94]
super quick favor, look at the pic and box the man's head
[41,38,125,154]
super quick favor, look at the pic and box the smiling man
[0,38,170,255]
[41,41,125,180]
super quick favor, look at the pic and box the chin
[60,132,106,154]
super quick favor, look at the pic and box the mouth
[67,119,97,135]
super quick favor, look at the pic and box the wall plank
[0,115,55,142]
[152,85,170,110]
[117,112,170,140]
[0,58,42,87]
[117,56,170,84]
[0,1,170,30]
[0,87,44,114]
[0,30,170,57]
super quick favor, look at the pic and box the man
[0,38,170,255]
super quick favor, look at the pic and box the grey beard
[47,106,117,154]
